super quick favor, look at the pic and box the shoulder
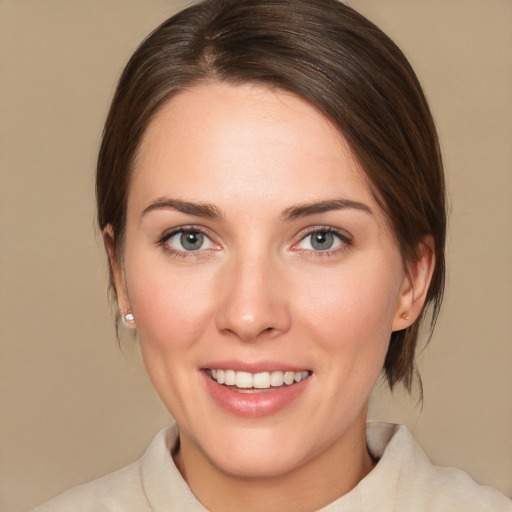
[365,422,512,512]
[30,425,184,512]
[30,460,143,512]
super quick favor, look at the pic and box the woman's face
[113,82,415,479]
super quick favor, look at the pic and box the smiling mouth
[205,369,311,393]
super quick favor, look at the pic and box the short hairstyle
[97,0,446,391]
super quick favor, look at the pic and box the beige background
[1,1,511,510]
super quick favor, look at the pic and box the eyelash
[157,225,218,258]
[293,226,352,259]
[157,225,352,258]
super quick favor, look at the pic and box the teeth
[208,369,310,389]
[225,370,236,386]
[270,371,284,387]
[235,371,253,388]
[283,371,295,385]
[253,372,271,389]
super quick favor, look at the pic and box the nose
[215,252,291,342]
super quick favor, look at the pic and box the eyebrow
[281,199,372,221]
[141,197,371,222]
[141,198,224,220]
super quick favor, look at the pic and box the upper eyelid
[159,225,212,241]
[158,226,220,255]
[296,226,352,242]
[157,227,219,254]
[289,227,352,256]
[156,224,351,251]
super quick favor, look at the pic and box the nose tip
[216,297,288,342]
[232,312,276,340]
[215,260,291,342]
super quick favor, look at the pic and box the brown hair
[97,0,446,391]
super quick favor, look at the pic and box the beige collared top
[32,422,511,511]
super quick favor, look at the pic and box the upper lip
[201,360,311,373]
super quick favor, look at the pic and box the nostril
[214,284,292,341]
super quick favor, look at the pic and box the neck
[174,410,375,512]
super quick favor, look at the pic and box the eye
[161,228,216,252]
[295,228,349,252]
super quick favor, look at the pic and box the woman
[32,0,511,510]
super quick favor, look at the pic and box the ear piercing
[400,312,410,321]
[123,309,136,327]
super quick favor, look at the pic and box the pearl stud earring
[123,309,135,327]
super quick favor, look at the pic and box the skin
[106,82,434,512]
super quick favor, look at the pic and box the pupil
[311,231,333,250]
[181,231,203,251]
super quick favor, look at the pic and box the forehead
[130,81,379,218]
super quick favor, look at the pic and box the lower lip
[201,371,311,417]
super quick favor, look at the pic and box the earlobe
[103,225,136,329]
[392,236,435,331]
[122,309,136,329]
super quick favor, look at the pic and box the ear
[103,225,136,329]
[392,236,435,331]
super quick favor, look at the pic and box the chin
[191,422,322,480]
[208,447,307,480]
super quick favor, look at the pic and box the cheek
[126,261,216,351]
[296,262,402,361]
